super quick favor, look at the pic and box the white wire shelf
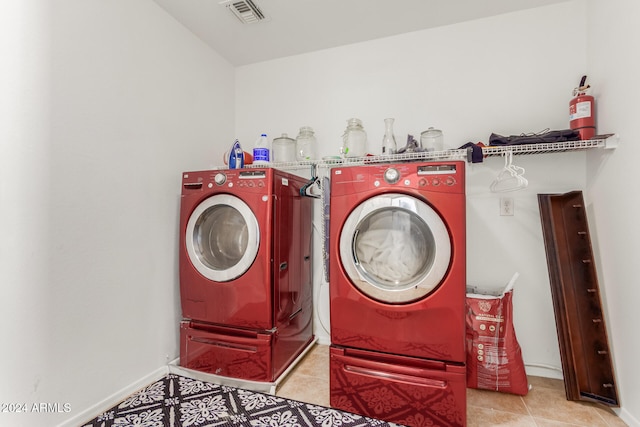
[481,135,618,157]
[215,135,617,171]
[320,149,471,167]
[233,148,471,171]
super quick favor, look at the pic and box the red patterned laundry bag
[465,273,529,395]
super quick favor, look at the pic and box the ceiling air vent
[219,0,267,24]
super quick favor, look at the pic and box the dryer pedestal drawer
[330,346,466,427]
[180,321,273,382]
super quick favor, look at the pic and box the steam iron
[228,140,245,169]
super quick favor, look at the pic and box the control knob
[384,168,400,184]
[214,173,227,186]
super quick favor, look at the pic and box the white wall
[0,1,234,426]
[587,0,640,424]
[236,0,587,380]
[4,0,636,426]
[235,2,585,154]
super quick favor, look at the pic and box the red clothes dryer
[179,168,314,382]
[329,161,466,427]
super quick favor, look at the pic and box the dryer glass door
[339,193,451,303]
[185,194,260,282]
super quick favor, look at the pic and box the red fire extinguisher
[569,75,596,140]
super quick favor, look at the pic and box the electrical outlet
[500,197,514,216]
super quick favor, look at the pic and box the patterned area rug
[81,374,403,427]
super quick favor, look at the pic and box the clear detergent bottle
[253,133,270,165]
[295,126,316,161]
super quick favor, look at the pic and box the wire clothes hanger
[300,164,321,199]
[490,150,528,193]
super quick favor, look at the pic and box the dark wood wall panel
[538,191,619,407]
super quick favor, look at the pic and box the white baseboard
[524,364,563,380]
[315,336,331,346]
[619,407,640,427]
[56,366,169,427]
[55,353,638,427]
[57,338,318,427]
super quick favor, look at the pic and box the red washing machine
[329,161,466,427]
[179,168,314,383]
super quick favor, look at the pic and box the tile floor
[277,343,627,427]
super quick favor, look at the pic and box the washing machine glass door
[339,193,451,303]
[185,194,260,282]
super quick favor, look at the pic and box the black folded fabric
[489,129,580,146]
[458,142,484,163]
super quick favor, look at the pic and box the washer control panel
[182,169,269,193]
[236,170,266,188]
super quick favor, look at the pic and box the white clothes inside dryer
[355,208,434,287]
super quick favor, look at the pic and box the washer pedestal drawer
[180,321,274,382]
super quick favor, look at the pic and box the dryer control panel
[332,161,465,196]
[416,164,459,188]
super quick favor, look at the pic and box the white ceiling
[152,0,571,66]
